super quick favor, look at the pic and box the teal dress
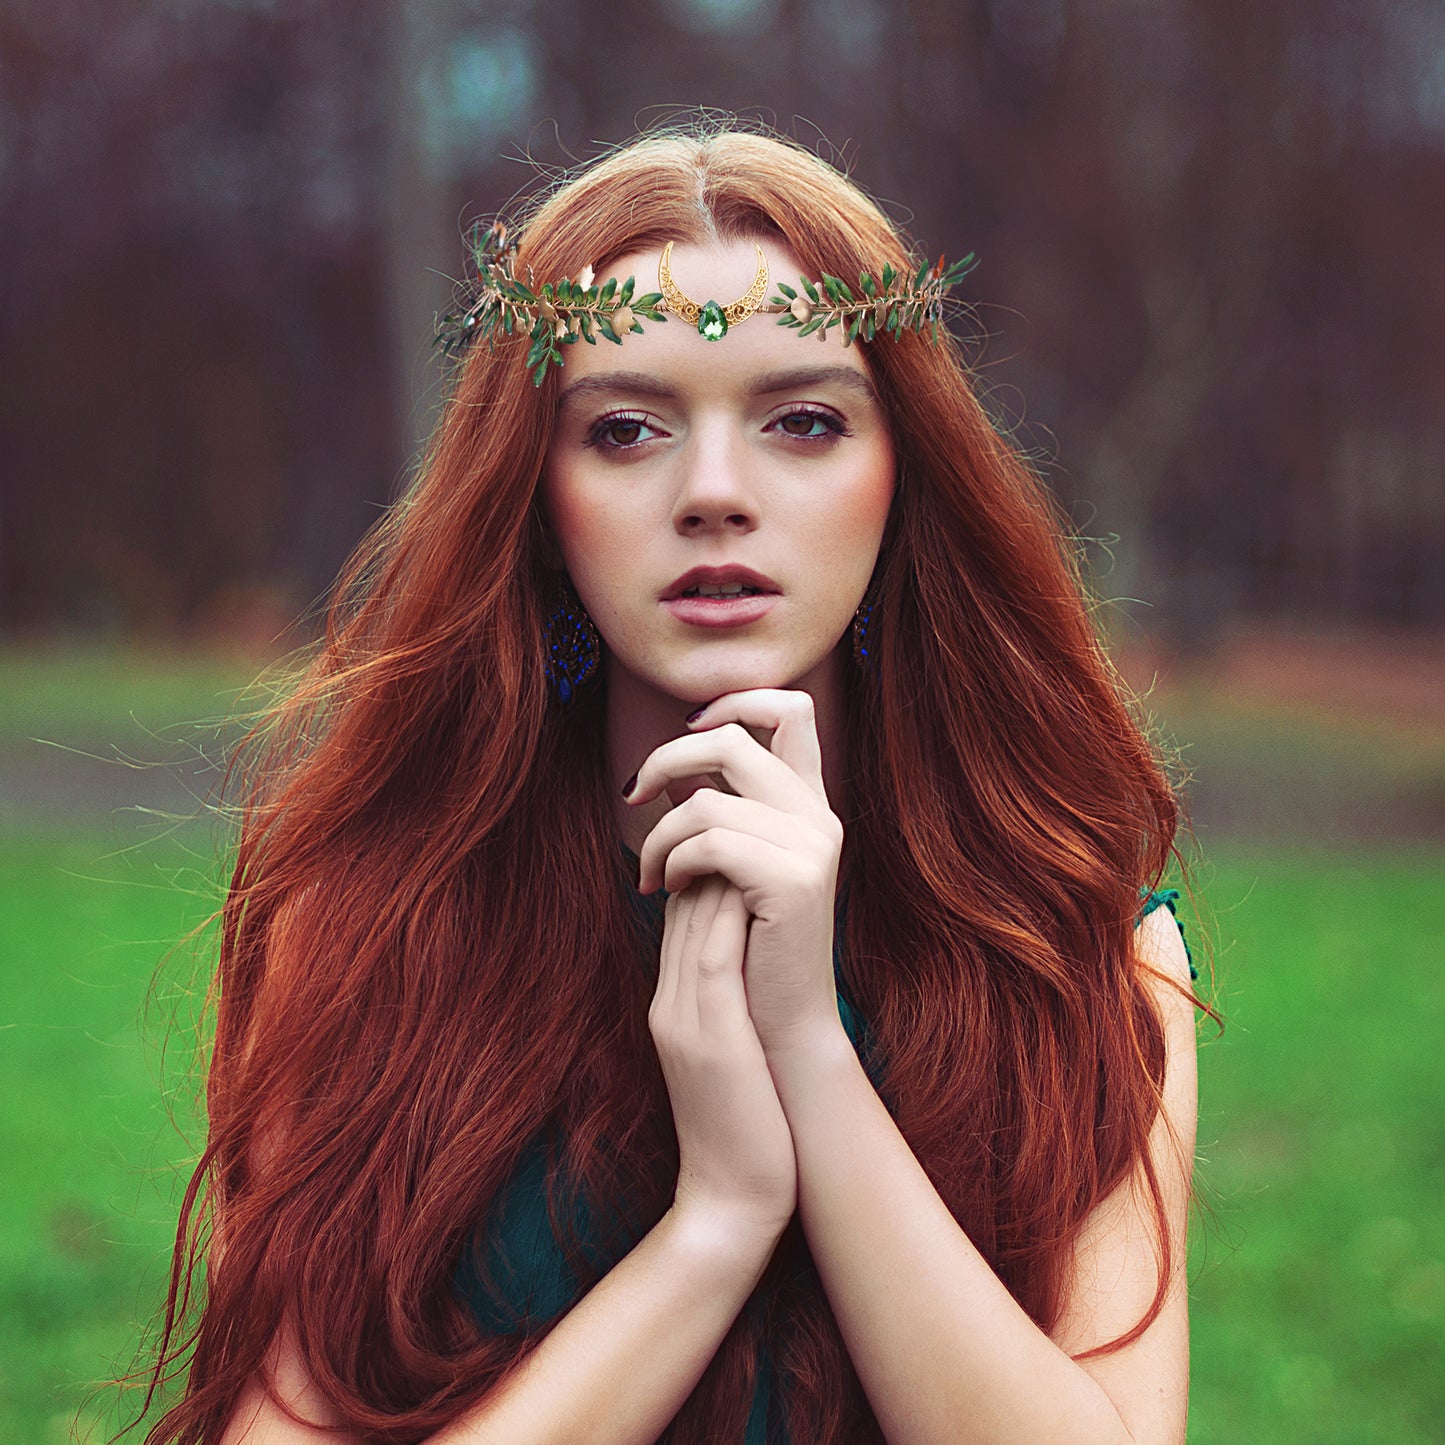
[455,863,1193,1441]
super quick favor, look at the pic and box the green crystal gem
[697,300,728,341]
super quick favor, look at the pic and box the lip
[662,593,780,628]
[661,565,782,601]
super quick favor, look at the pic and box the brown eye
[584,412,659,451]
[774,408,847,440]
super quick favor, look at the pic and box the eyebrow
[556,365,879,411]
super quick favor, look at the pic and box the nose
[671,418,759,535]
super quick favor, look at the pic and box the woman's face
[541,236,896,707]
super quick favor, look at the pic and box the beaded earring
[543,578,600,703]
[851,587,880,676]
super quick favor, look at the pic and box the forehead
[556,236,877,397]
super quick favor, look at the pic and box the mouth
[676,584,768,599]
[661,565,783,601]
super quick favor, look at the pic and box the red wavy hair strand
[135,124,1194,1445]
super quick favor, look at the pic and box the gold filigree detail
[658,242,770,328]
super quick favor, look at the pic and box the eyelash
[582,405,852,453]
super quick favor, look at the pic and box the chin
[651,658,797,702]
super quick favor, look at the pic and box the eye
[584,411,662,452]
[769,406,851,442]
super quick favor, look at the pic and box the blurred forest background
[2,0,1443,641]
[0,1,1442,1442]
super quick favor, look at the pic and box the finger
[655,879,720,1015]
[685,690,827,795]
[671,874,727,1029]
[692,884,752,1022]
[625,722,819,817]
[661,828,825,903]
[653,887,685,1017]
[637,787,815,895]
[664,772,735,807]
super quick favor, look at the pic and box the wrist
[763,1015,860,1096]
[664,1196,791,1267]
[757,994,852,1055]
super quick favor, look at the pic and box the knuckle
[695,949,734,981]
[685,787,725,822]
[793,854,832,898]
[816,811,844,849]
[672,831,715,881]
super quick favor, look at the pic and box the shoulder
[1132,900,1199,1085]
[1047,895,1199,1436]
[1136,888,1197,985]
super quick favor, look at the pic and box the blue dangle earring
[543,577,601,704]
[851,585,881,678]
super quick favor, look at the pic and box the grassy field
[1,643,1442,1442]
[0,827,216,1443]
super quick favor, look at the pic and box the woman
[139,123,1202,1444]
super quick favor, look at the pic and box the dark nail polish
[622,770,638,797]
[684,705,707,724]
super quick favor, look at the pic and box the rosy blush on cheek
[540,468,634,582]
[816,469,894,564]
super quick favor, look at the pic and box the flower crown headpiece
[436,220,978,386]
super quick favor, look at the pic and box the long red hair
[137,123,1193,1444]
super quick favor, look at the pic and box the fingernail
[684,705,707,724]
[621,770,638,797]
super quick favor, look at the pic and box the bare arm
[764,906,1197,1445]
[221,1203,779,1445]
[220,876,795,1445]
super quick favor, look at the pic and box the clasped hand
[627,688,846,1060]
[629,689,845,1229]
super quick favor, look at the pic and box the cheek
[542,467,632,590]
[821,444,895,561]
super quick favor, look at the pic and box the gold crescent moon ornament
[658,241,771,341]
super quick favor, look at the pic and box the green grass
[0,827,220,1443]
[1,644,1442,1442]
[4,836,1441,1443]
[1186,848,1444,1444]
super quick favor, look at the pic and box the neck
[605,647,851,863]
